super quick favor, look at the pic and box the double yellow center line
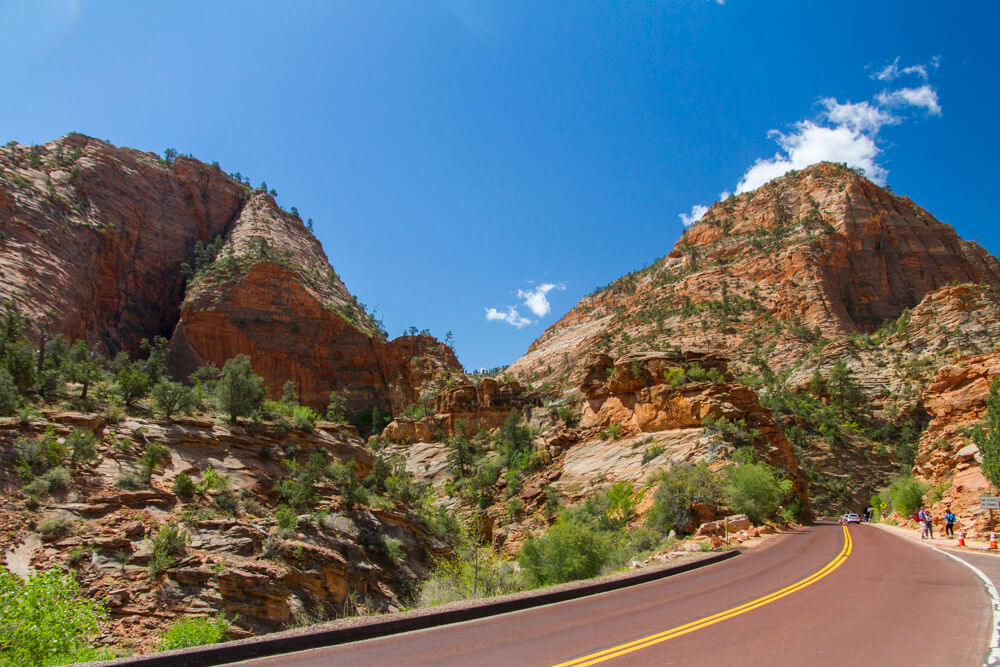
[554,525,853,666]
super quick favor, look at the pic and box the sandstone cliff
[0,410,445,655]
[509,163,1000,389]
[0,134,463,414]
[911,351,1000,534]
[504,163,1000,514]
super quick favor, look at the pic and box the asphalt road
[239,523,991,666]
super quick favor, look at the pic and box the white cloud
[679,203,710,227]
[517,283,565,317]
[486,282,566,328]
[736,121,886,193]
[876,84,942,116]
[871,56,939,82]
[676,58,943,216]
[821,98,897,133]
[485,306,531,328]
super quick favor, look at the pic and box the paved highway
[239,523,991,666]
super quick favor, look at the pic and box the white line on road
[933,547,1000,666]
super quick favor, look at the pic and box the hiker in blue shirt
[944,508,956,538]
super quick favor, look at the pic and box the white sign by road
[981,496,1000,510]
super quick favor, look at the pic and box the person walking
[945,508,956,538]
[917,508,926,538]
[925,508,934,539]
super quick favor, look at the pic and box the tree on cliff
[215,354,266,423]
[973,379,1000,488]
[62,340,103,400]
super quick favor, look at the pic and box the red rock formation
[0,134,245,352]
[167,193,463,411]
[381,379,543,442]
[0,134,463,413]
[577,353,810,517]
[913,350,1000,534]
[510,163,1000,388]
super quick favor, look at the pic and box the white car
[842,513,861,524]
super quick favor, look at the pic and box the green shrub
[115,362,150,406]
[0,566,108,665]
[517,520,610,587]
[37,517,73,541]
[159,613,230,650]
[114,468,146,490]
[148,523,188,578]
[215,355,266,423]
[642,443,665,464]
[275,505,298,535]
[646,463,721,534]
[172,473,196,500]
[887,474,928,515]
[0,368,18,415]
[16,428,67,476]
[66,430,99,469]
[41,466,71,493]
[139,442,171,482]
[556,404,575,425]
[419,545,519,606]
[723,463,792,523]
[663,367,686,387]
[974,379,1000,487]
[383,536,405,561]
[291,405,318,432]
[152,380,192,420]
[330,461,368,509]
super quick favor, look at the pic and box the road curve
[241,523,990,666]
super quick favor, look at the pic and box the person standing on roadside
[918,508,926,538]
[945,507,956,538]
[925,508,934,539]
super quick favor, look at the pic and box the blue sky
[1,1,997,371]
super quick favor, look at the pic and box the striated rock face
[0,134,245,353]
[0,134,462,413]
[912,351,1000,534]
[381,379,544,443]
[160,192,464,412]
[509,163,1000,388]
[576,353,810,516]
[0,411,443,654]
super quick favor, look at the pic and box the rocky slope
[910,350,1000,533]
[0,134,462,413]
[510,162,1000,389]
[505,162,1000,513]
[0,410,446,655]
[381,351,811,553]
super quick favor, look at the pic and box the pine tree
[215,355,266,423]
[974,380,1000,488]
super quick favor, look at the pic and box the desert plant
[159,613,230,650]
[139,442,171,483]
[330,460,368,509]
[0,566,108,665]
[172,473,196,500]
[215,354,266,423]
[0,368,18,415]
[419,544,519,606]
[517,520,610,587]
[147,523,188,578]
[723,463,792,523]
[974,380,1000,488]
[887,474,929,516]
[275,505,298,535]
[67,429,99,470]
[37,517,73,541]
[152,380,192,420]
[646,463,722,534]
